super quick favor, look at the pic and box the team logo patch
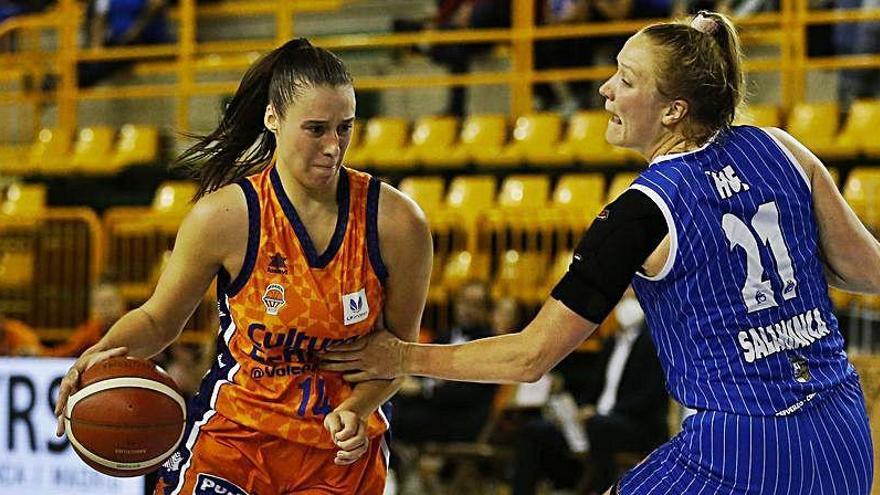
[790,355,811,383]
[342,288,370,325]
[194,474,249,495]
[262,283,286,315]
[268,252,288,274]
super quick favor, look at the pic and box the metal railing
[0,0,879,140]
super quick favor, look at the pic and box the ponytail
[176,38,353,199]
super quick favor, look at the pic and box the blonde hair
[640,11,744,144]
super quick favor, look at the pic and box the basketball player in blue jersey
[323,11,876,495]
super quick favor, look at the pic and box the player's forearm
[88,308,179,359]
[338,378,402,420]
[402,332,546,384]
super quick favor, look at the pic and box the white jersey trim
[761,127,812,191]
[630,184,677,281]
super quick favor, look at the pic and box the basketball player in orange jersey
[54,38,432,495]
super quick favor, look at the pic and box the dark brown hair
[640,11,744,144]
[176,38,353,199]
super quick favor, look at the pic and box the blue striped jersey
[630,125,853,417]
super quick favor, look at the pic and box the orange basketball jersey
[193,165,388,450]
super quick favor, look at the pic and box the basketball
[64,356,187,477]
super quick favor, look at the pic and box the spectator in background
[391,279,498,445]
[43,280,125,357]
[0,312,43,356]
[835,0,880,111]
[534,0,673,111]
[511,293,668,495]
[77,0,170,87]
[426,0,511,116]
[491,295,524,335]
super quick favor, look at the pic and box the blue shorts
[618,374,873,495]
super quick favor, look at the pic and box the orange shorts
[154,413,388,495]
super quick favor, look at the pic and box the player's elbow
[513,346,550,383]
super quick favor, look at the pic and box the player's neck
[275,162,338,209]
[647,133,697,163]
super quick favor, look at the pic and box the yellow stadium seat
[72,126,116,174]
[607,172,640,203]
[488,175,551,251]
[1,182,46,216]
[29,128,72,175]
[734,104,781,128]
[440,250,491,293]
[446,175,497,219]
[0,144,33,176]
[441,175,497,252]
[560,111,635,167]
[492,250,548,304]
[478,113,563,167]
[350,118,410,169]
[447,114,508,167]
[111,124,159,169]
[496,174,550,210]
[786,102,839,158]
[842,167,880,230]
[828,100,880,159]
[152,181,198,215]
[398,116,459,168]
[398,176,446,219]
[545,173,606,234]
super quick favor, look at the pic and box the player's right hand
[54,346,128,437]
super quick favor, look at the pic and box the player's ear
[264,104,279,134]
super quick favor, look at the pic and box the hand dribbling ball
[64,356,186,477]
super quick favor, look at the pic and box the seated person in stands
[511,292,668,495]
[43,279,125,357]
[492,295,524,336]
[77,0,171,87]
[392,279,499,445]
[0,312,43,356]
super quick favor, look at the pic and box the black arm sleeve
[551,188,668,324]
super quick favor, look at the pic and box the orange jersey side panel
[214,166,386,449]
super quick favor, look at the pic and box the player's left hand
[323,409,369,465]
[319,329,405,382]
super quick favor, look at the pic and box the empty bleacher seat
[349,117,409,169]
[0,144,32,176]
[478,113,563,168]
[152,181,198,215]
[440,175,497,252]
[29,128,72,175]
[842,167,880,230]
[560,111,633,167]
[398,176,446,220]
[1,182,46,216]
[397,116,459,168]
[492,249,548,304]
[543,173,606,245]
[72,126,116,174]
[786,102,839,158]
[734,104,781,128]
[447,114,508,167]
[111,124,159,169]
[828,99,880,159]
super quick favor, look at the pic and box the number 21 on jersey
[722,201,798,313]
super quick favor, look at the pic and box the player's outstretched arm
[765,127,880,293]
[324,297,597,384]
[324,183,432,463]
[56,185,247,435]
